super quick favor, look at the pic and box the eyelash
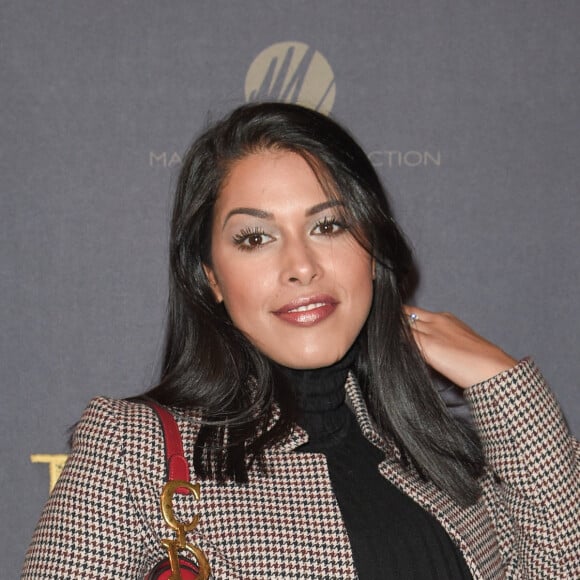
[232,227,271,251]
[232,216,347,251]
[312,216,347,236]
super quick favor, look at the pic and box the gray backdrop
[2,1,579,575]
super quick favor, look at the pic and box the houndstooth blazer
[22,359,579,579]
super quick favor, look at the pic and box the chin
[275,347,348,370]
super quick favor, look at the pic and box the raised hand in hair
[403,306,517,389]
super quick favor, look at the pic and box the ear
[202,263,224,303]
[371,257,376,280]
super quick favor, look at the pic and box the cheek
[345,250,374,289]
[347,257,375,322]
[352,275,374,325]
[218,270,274,325]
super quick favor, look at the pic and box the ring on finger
[408,312,419,326]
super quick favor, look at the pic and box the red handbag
[145,401,211,580]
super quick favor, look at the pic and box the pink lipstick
[273,294,338,326]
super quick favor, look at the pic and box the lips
[273,294,338,326]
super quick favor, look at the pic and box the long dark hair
[145,102,484,505]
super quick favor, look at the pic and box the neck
[275,345,357,448]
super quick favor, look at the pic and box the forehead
[215,150,335,214]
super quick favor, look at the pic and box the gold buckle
[159,480,211,580]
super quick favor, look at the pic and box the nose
[279,237,320,285]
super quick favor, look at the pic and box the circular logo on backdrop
[245,42,336,114]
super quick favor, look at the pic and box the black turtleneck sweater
[280,354,473,580]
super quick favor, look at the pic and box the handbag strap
[144,400,212,579]
[146,400,190,494]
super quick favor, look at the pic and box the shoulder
[73,397,202,468]
[72,396,156,444]
[72,395,203,494]
[76,396,202,434]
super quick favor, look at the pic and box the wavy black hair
[144,102,484,506]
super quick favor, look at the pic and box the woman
[22,103,579,578]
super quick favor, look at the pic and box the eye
[311,216,347,236]
[232,227,274,251]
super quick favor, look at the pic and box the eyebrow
[222,200,344,229]
[306,200,344,216]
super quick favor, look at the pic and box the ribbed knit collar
[276,345,358,450]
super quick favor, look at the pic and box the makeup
[274,294,338,326]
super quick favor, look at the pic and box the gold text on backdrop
[30,454,68,494]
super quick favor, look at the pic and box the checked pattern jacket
[22,359,580,578]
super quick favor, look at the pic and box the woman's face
[204,150,374,369]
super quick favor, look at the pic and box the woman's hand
[403,306,518,389]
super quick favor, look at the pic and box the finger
[407,312,420,327]
[406,323,428,359]
[402,308,427,339]
[402,306,433,329]
[402,305,434,322]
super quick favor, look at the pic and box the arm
[466,359,580,577]
[404,307,580,576]
[22,397,148,579]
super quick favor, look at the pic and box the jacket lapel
[343,372,505,579]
